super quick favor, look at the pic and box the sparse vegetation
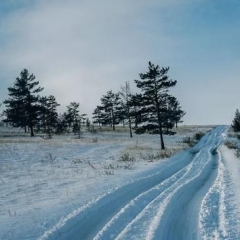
[225,140,239,149]
[103,164,115,175]
[103,152,136,175]
[72,158,83,164]
[140,149,178,161]
[119,152,136,169]
[181,131,206,147]
[119,152,136,162]
[182,136,192,145]
[228,130,240,140]
[92,137,98,143]
[194,131,205,141]
[225,139,240,158]
[41,153,56,164]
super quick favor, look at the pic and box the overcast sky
[0,0,239,125]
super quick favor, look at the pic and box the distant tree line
[2,62,186,149]
[2,69,87,138]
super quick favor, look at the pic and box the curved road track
[41,126,228,240]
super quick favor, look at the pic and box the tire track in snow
[94,154,197,240]
[150,146,219,240]
[199,150,226,239]
[96,127,227,240]
[39,150,196,240]
[99,150,209,240]
[40,126,227,240]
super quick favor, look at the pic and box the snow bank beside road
[219,145,240,237]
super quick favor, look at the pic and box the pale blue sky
[0,0,239,125]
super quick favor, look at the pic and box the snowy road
[39,126,234,240]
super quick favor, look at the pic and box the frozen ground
[1,125,240,239]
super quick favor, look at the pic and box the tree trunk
[129,117,133,138]
[111,109,115,131]
[160,132,165,150]
[30,125,34,137]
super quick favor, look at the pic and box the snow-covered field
[1,125,240,239]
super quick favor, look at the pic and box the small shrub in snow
[118,153,136,170]
[103,164,115,175]
[181,132,204,147]
[141,149,177,161]
[227,132,235,138]
[123,162,135,170]
[227,128,240,139]
[194,132,205,141]
[225,140,240,158]
[102,153,136,174]
[41,153,56,164]
[72,158,83,164]
[119,152,136,162]
[225,141,239,149]
[92,137,98,143]
[182,137,192,144]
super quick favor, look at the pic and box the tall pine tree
[4,69,43,136]
[134,62,177,149]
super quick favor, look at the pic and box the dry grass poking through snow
[225,128,240,158]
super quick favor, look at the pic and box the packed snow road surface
[40,126,236,240]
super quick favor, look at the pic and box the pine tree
[96,90,122,130]
[172,100,185,128]
[129,93,144,128]
[161,95,176,134]
[45,96,60,138]
[92,106,104,127]
[134,62,177,149]
[66,102,86,138]
[86,118,91,130]
[55,113,68,134]
[163,95,185,131]
[38,96,48,133]
[3,69,43,136]
[232,109,240,132]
